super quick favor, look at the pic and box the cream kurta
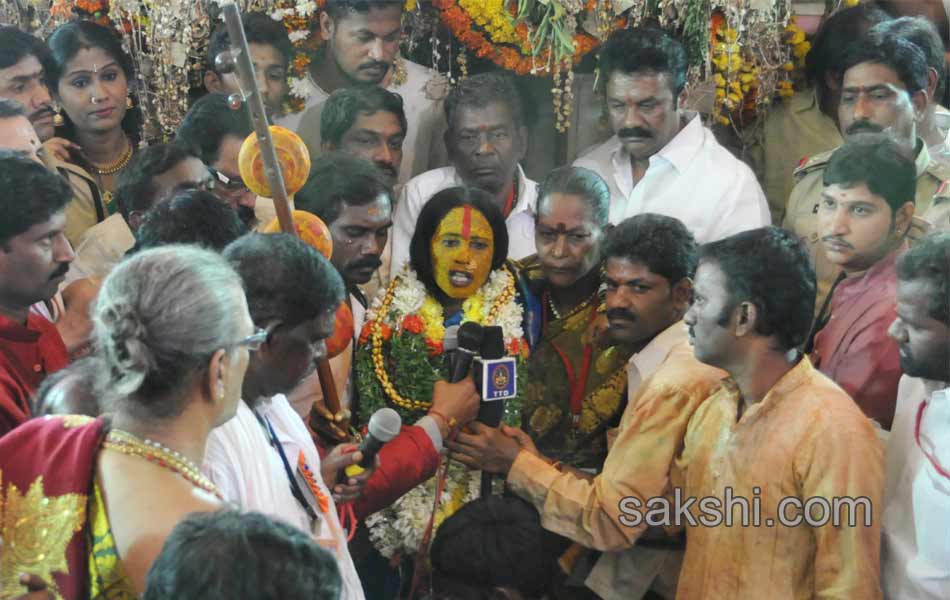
[673,357,884,599]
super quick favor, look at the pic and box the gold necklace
[90,139,133,175]
[104,429,224,500]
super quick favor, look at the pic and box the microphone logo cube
[479,357,517,401]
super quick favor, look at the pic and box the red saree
[0,415,104,600]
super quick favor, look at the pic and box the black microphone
[344,407,402,477]
[443,325,459,374]
[475,326,518,497]
[449,322,483,383]
[476,326,510,427]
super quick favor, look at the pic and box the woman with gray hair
[0,245,258,599]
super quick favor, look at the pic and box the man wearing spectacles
[67,143,218,284]
[884,232,950,599]
[177,93,260,229]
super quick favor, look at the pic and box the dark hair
[46,20,143,144]
[323,0,404,20]
[207,11,293,72]
[0,150,71,245]
[320,84,407,147]
[699,227,816,351]
[823,133,916,213]
[176,93,253,165]
[114,143,201,219]
[0,98,26,119]
[603,213,697,283]
[33,356,101,417]
[133,189,248,253]
[444,72,525,132]
[294,152,392,225]
[536,166,610,226]
[142,510,341,600]
[598,26,688,98]
[409,186,508,297]
[805,5,889,90]
[839,31,929,94]
[0,25,52,71]
[430,496,559,599]
[872,16,947,102]
[896,232,950,324]
[224,233,345,327]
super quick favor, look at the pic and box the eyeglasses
[234,327,269,352]
[209,166,251,193]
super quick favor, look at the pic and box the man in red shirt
[809,134,917,430]
[0,150,74,436]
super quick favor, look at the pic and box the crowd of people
[0,0,948,598]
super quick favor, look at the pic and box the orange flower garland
[434,0,614,77]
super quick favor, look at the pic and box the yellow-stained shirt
[506,323,726,599]
[672,357,884,600]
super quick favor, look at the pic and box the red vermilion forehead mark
[462,205,472,240]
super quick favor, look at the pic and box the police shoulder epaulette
[792,149,834,178]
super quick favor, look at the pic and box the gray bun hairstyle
[93,245,247,419]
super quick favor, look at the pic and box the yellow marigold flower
[715,88,726,99]
[782,61,795,72]
[793,41,811,58]
[845,0,860,6]
[717,115,731,125]
[787,29,806,45]
[740,73,755,84]
[721,28,739,43]
[714,73,726,87]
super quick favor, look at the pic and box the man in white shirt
[390,73,537,277]
[205,233,479,600]
[884,232,950,599]
[285,0,446,185]
[573,27,769,241]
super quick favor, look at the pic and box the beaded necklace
[103,429,223,500]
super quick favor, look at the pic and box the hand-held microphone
[449,322,484,383]
[475,326,517,427]
[344,407,402,478]
[443,325,459,374]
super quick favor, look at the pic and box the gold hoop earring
[126,96,134,109]
[52,110,64,126]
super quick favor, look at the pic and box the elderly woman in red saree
[0,245,256,599]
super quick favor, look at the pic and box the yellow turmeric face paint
[430,206,494,299]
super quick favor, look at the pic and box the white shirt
[65,213,134,284]
[883,375,950,600]
[278,58,447,186]
[204,396,364,600]
[389,165,538,279]
[573,114,770,242]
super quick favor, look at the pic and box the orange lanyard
[543,292,596,427]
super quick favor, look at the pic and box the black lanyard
[255,411,320,524]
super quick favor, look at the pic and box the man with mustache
[449,214,726,600]
[288,0,446,186]
[319,85,405,188]
[0,151,74,436]
[784,31,950,313]
[0,26,58,143]
[390,72,538,278]
[883,232,950,598]
[572,27,769,241]
[290,152,393,421]
[203,233,480,600]
[808,135,916,431]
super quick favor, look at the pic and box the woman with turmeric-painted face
[352,186,529,566]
